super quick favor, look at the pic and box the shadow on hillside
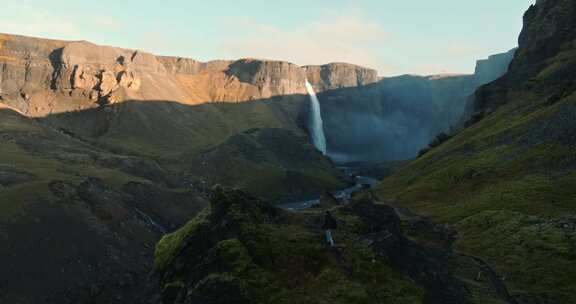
[0,72,477,166]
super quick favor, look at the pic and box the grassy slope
[376,50,576,302]
[0,109,184,303]
[0,108,182,222]
[43,96,347,201]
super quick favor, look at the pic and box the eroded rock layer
[0,34,375,117]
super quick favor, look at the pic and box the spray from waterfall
[305,79,327,155]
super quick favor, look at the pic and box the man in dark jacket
[322,210,338,247]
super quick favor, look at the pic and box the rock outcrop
[303,62,378,92]
[154,187,427,304]
[1,34,383,117]
[0,34,313,116]
[470,0,576,117]
[156,187,511,304]
[226,59,307,96]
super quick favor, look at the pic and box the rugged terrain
[0,33,360,202]
[1,0,574,302]
[0,34,361,303]
[377,0,576,302]
[0,105,212,303]
[155,186,516,304]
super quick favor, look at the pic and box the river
[278,172,380,211]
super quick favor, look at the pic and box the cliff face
[470,0,576,117]
[512,0,576,76]
[0,33,348,304]
[0,34,378,117]
[318,49,514,163]
[0,35,296,115]
[319,74,477,162]
[377,1,576,302]
[473,48,516,86]
[303,62,378,92]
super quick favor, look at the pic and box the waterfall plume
[305,79,327,155]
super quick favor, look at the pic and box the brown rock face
[303,63,378,92]
[0,34,72,115]
[226,59,307,96]
[1,34,334,115]
[157,56,233,75]
[51,41,189,106]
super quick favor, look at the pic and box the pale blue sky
[0,0,535,76]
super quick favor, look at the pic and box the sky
[0,0,535,76]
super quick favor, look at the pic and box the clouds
[218,13,395,74]
[0,0,527,77]
[0,2,81,40]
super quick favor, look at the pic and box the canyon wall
[0,34,375,117]
[0,32,515,165]
[319,49,515,163]
[303,63,379,91]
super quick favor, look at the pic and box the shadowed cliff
[377,0,576,302]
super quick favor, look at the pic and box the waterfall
[305,79,327,155]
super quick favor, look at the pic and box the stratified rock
[1,34,314,115]
[226,59,307,96]
[157,56,233,75]
[303,62,378,92]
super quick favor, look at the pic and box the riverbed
[278,173,379,211]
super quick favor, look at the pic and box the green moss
[215,239,253,274]
[535,50,576,80]
[154,208,211,272]
[375,82,576,302]
[454,210,576,301]
[155,195,424,304]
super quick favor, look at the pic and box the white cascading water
[305,79,327,155]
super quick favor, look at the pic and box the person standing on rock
[322,210,338,247]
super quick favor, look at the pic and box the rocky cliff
[0,34,352,304]
[303,62,378,92]
[470,0,576,117]
[0,32,350,200]
[473,48,516,86]
[377,0,576,302]
[3,33,512,167]
[317,49,514,163]
[0,34,377,117]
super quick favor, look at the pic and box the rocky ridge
[303,62,379,91]
[0,33,376,116]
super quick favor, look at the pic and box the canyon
[1,0,575,302]
[0,31,514,304]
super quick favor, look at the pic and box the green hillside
[376,1,576,302]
